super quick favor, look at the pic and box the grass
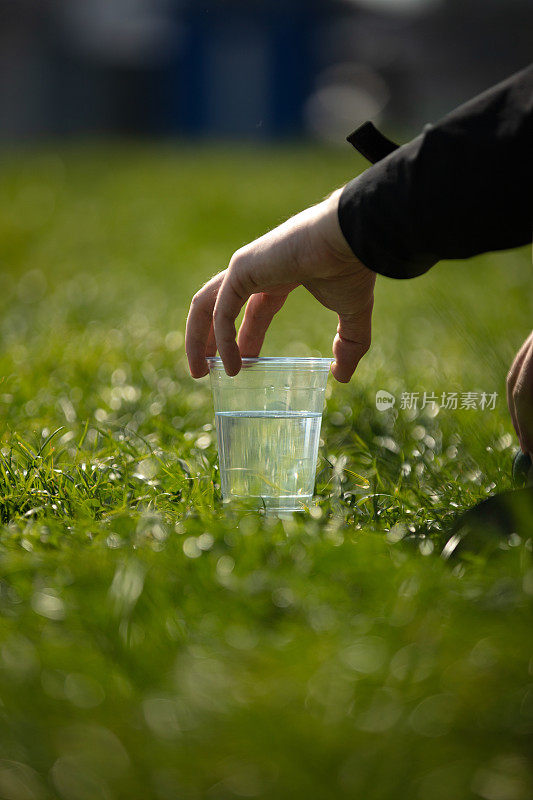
[0,142,532,800]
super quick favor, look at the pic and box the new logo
[375,390,395,411]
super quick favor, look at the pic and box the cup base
[223,494,313,515]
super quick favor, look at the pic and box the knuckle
[229,249,246,272]
[228,251,254,294]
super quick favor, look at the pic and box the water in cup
[207,357,332,513]
[215,410,322,510]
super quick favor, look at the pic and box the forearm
[338,64,533,279]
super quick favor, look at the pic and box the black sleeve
[337,64,533,279]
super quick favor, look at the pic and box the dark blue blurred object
[158,1,321,138]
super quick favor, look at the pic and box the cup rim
[206,356,333,370]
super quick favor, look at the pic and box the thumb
[331,311,372,383]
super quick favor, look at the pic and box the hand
[185,188,376,383]
[507,331,533,456]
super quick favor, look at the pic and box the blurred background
[1,0,532,145]
[1,5,533,796]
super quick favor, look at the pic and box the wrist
[320,187,361,262]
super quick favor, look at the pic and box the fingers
[507,333,531,406]
[237,292,289,357]
[187,254,293,377]
[213,271,251,376]
[331,309,372,383]
[185,271,225,378]
[514,390,533,456]
[206,322,217,358]
[507,384,522,451]
[507,334,533,451]
[511,346,533,456]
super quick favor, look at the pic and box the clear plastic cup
[207,356,332,513]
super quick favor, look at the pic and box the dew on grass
[1,635,39,679]
[355,687,402,733]
[64,672,105,709]
[110,562,145,613]
[216,556,235,577]
[341,636,387,674]
[197,533,214,551]
[183,537,201,559]
[409,693,455,738]
[0,760,45,800]
[31,589,65,621]
[143,697,182,739]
